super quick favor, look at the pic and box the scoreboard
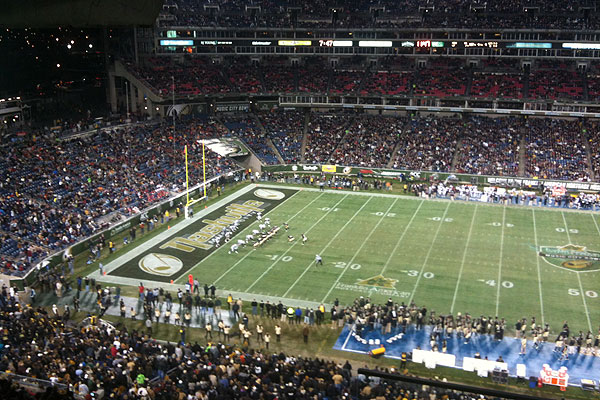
[159,38,599,50]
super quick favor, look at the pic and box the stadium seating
[157,0,600,29]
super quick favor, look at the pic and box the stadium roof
[0,0,162,27]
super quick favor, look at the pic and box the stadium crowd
[3,281,586,400]
[257,110,305,164]
[330,115,405,168]
[127,58,599,103]
[453,117,522,176]
[392,116,459,172]
[524,118,591,181]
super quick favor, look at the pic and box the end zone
[92,185,297,285]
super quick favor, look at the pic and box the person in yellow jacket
[227,294,233,310]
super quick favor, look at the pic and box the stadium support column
[130,82,138,113]
[108,72,118,114]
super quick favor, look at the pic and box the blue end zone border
[334,325,600,386]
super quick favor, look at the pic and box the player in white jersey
[315,254,323,266]
[245,234,254,244]
[301,234,307,245]
[229,244,239,254]
[256,212,262,221]
[252,229,260,236]
[259,223,266,232]
[264,217,270,226]
[237,239,246,247]
[225,231,231,242]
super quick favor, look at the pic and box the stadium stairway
[518,132,527,176]
[582,73,590,102]
[300,111,310,163]
[334,324,600,387]
[386,118,414,168]
[254,114,285,164]
[326,115,357,164]
[449,138,463,172]
[583,132,596,181]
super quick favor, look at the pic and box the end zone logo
[254,189,286,200]
[139,253,184,276]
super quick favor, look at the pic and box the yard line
[531,208,545,326]
[495,205,506,317]
[450,204,478,314]
[212,192,324,285]
[281,196,374,298]
[380,200,424,276]
[577,273,593,332]
[320,198,398,303]
[561,211,572,243]
[590,213,600,237]
[245,194,351,292]
[408,202,451,305]
[562,212,593,332]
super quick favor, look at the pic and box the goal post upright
[185,144,190,207]
[202,140,207,198]
[184,141,208,219]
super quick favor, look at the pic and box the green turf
[108,185,600,334]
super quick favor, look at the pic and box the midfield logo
[356,275,398,289]
[539,244,600,272]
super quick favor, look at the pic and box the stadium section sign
[109,188,297,282]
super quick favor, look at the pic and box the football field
[100,184,600,334]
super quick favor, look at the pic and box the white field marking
[212,191,324,285]
[245,194,352,292]
[320,198,398,303]
[561,211,573,244]
[577,272,594,332]
[495,205,506,317]
[380,200,424,276]
[591,213,600,237]
[341,325,355,350]
[257,183,600,215]
[450,204,478,314]
[408,201,451,305]
[281,196,374,298]
[531,208,546,326]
